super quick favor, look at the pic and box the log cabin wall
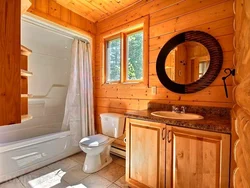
[27,0,96,36]
[94,0,234,139]
[231,0,250,187]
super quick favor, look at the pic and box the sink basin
[151,111,204,120]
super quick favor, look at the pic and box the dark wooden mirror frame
[156,31,223,94]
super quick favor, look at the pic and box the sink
[151,111,204,120]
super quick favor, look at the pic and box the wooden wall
[94,0,234,134]
[27,0,96,36]
[231,0,250,187]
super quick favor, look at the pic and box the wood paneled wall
[94,0,234,133]
[27,0,96,36]
[232,0,250,187]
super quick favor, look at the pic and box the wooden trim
[143,15,149,86]
[121,32,126,83]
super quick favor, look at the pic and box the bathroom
[0,0,249,187]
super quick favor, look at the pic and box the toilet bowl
[79,134,115,173]
[79,113,125,173]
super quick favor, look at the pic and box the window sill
[102,81,148,88]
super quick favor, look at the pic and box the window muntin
[106,37,121,83]
[126,30,143,81]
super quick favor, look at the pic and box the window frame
[101,16,149,86]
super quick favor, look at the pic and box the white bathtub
[0,129,80,183]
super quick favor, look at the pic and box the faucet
[172,106,186,113]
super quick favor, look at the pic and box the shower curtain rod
[22,14,90,43]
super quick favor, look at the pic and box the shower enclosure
[0,15,90,183]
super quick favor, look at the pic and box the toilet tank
[100,113,125,138]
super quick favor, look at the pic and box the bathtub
[0,129,80,183]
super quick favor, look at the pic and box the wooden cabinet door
[126,118,166,188]
[166,126,230,188]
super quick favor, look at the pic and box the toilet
[79,113,125,173]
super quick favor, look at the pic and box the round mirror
[156,31,223,94]
[165,41,210,84]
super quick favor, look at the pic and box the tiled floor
[0,153,129,188]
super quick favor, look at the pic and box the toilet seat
[79,134,109,148]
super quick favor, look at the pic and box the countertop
[125,109,231,134]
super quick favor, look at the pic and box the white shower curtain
[62,39,95,146]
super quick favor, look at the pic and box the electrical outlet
[151,86,157,95]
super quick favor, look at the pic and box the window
[126,30,143,81]
[104,28,146,84]
[106,37,121,82]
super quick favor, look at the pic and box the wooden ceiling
[54,0,142,22]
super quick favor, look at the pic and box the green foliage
[127,31,143,80]
[106,31,143,82]
[107,38,121,82]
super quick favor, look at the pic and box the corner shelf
[21,45,32,56]
[21,94,33,98]
[21,69,33,77]
[21,45,33,123]
[21,114,33,122]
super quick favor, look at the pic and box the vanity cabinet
[166,126,230,188]
[126,118,230,188]
[126,118,166,188]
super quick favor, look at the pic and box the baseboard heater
[111,144,126,159]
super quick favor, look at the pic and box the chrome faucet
[172,105,186,113]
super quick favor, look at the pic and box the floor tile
[97,162,125,182]
[108,183,120,188]
[35,177,69,188]
[18,166,68,188]
[69,153,86,164]
[0,178,25,188]
[47,158,78,171]
[79,174,112,188]
[115,175,129,188]
[113,158,125,167]
[57,164,89,185]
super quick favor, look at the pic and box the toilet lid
[79,134,109,147]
